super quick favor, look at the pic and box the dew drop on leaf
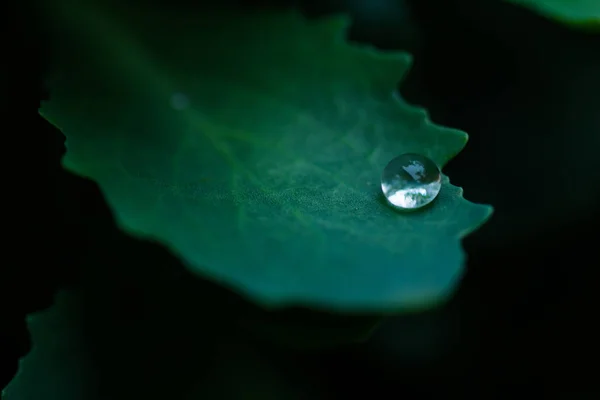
[381,153,442,211]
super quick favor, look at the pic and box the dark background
[2,0,599,397]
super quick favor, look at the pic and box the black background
[2,0,599,397]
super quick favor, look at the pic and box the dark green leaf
[41,1,492,312]
[506,0,600,29]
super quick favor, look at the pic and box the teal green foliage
[506,0,600,29]
[40,0,491,312]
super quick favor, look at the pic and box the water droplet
[381,153,441,211]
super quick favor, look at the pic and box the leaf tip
[460,202,494,240]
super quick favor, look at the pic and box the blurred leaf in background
[505,0,600,29]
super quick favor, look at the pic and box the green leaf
[505,0,600,29]
[2,291,306,400]
[41,1,492,312]
[3,292,97,400]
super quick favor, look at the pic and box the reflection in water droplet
[381,153,441,211]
